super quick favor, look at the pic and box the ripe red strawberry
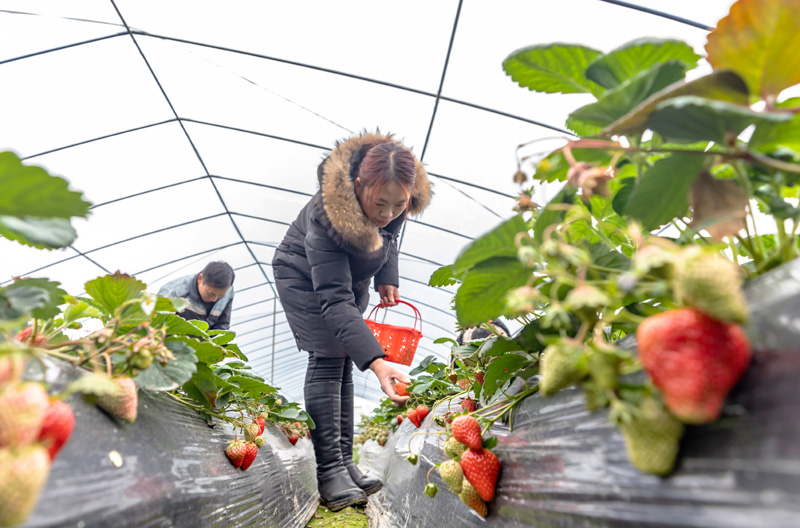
[0,353,26,384]
[459,379,470,390]
[637,308,751,424]
[415,405,430,423]
[288,435,299,446]
[407,407,421,428]
[0,381,49,447]
[226,440,246,468]
[460,447,500,502]
[461,397,477,413]
[37,400,75,460]
[255,416,266,436]
[396,415,403,425]
[0,445,51,527]
[458,478,487,517]
[394,381,409,397]
[473,371,485,386]
[451,415,482,450]
[96,376,138,423]
[241,442,258,470]
[14,326,46,346]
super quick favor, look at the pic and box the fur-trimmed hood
[315,132,432,254]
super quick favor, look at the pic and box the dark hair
[201,261,234,289]
[354,142,417,215]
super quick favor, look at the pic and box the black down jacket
[272,132,431,371]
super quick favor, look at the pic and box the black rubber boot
[341,382,383,495]
[304,381,367,511]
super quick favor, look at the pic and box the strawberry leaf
[503,43,605,96]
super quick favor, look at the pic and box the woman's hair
[355,142,417,216]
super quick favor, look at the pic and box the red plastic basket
[365,300,423,366]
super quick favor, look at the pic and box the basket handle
[366,300,423,332]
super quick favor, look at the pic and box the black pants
[305,353,353,385]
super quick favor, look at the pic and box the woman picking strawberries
[272,132,431,511]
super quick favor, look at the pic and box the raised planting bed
[363,259,800,527]
[19,356,319,528]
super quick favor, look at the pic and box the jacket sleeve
[305,220,386,371]
[211,295,233,331]
[373,237,399,289]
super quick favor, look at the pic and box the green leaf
[84,272,146,316]
[278,407,300,419]
[0,286,48,320]
[534,186,577,242]
[428,265,461,287]
[478,336,524,357]
[604,70,750,136]
[224,343,246,360]
[587,243,631,270]
[569,61,688,128]
[151,313,209,338]
[565,116,604,138]
[454,215,528,273]
[133,339,198,391]
[649,96,792,144]
[482,436,499,450]
[0,151,91,219]
[189,319,209,332]
[612,177,637,215]
[173,337,226,364]
[625,154,707,231]
[5,278,66,319]
[409,355,436,376]
[533,149,611,183]
[455,257,532,327]
[155,296,188,313]
[433,337,458,346]
[187,362,218,409]
[209,330,236,346]
[63,300,100,324]
[705,0,800,99]
[503,43,605,97]
[0,216,77,249]
[586,39,700,89]
[749,97,800,153]
[483,353,533,398]
[227,375,276,396]
[181,379,212,410]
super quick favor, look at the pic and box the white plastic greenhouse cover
[0,0,736,407]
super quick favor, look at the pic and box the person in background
[158,261,235,331]
[272,132,431,511]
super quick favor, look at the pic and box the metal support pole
[270,297,277,385]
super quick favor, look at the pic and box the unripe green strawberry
[451,415,482,450]
[226,440,246,468]
[460,447,500,502]
[0,381,49,447]
[439,459,463,494]
[444,436,467,460]
[0,445,51,526]
[587,347,620,390]
[458,478,487,518]
[618,397,684,475]
[637,308,751,423]
[539,342,585,396]
[97,376,138,423]
[254,436,265,448]
[129,349,153,370]
[244,422,260,442]
[673,247,748,324]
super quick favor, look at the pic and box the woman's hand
[369,358,410,406]
[377,284,399,307]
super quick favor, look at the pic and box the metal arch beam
[109,0,277,300]
[595,0,713,30]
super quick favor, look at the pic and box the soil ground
[305,504,369,527]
